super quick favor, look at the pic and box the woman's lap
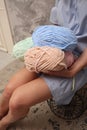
[40,67,87,105]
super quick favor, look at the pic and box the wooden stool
[47,84,87,120]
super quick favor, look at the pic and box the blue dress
[41,0,87,105]
[50,0,87,53]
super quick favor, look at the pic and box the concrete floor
[0,50,15,70]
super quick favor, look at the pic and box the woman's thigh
[4,68,38,95]
[10,77,52,107]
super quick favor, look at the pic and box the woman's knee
[3,84,14,98]
[9,90,27,110]
[9,93,29,120]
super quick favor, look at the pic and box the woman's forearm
[46,48,87,78]
[71,48,87,74]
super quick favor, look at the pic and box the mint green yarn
[12,37,34,61]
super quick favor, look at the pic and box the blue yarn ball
[32,25,77,51]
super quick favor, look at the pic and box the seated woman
[0,21,87,130]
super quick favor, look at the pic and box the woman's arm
[46,48,87,78]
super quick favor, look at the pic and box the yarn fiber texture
[12,37,34,61]
[32,25,77,51]
[24,46,67,73]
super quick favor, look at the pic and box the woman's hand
[46,48,87,78]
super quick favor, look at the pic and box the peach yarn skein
[24,46,67,73]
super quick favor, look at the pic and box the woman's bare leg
[0,78,52,130]
[0,68,38,118]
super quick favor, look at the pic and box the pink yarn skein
[24,46,68,73]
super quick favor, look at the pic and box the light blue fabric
[41,67,87,105]
[32,25,77,51]
[50,0,87,52]
[41,0,87,105]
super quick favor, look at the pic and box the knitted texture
[24,46,67,73]
[32,25,77,51]
[12,37,34,61]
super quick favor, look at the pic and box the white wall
[5,0,54,43]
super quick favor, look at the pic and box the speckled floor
[0,59,87,130]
